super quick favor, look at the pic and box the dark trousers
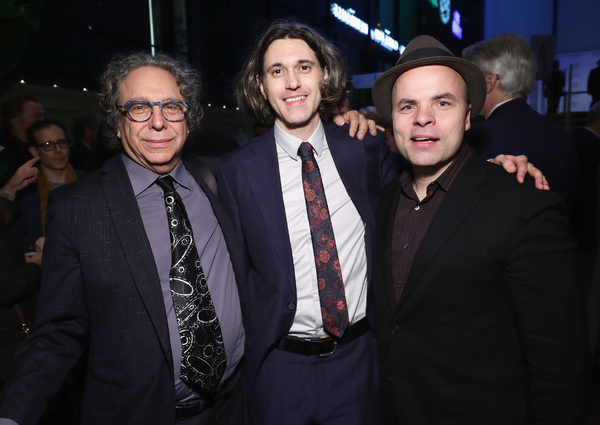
[248,330,381,425]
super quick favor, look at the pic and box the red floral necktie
[298,142,349,339]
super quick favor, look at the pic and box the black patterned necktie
[297,142,349,339]
[155,176,226,395]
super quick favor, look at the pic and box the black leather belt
[176,397,211,419]
[281,318,370,357]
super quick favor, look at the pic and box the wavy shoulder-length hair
[235,19,347,124]
[98,52,203,150]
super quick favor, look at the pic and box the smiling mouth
[285,95,307,103]
[413,137,438,142]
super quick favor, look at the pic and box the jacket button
[391,325,400,334]
[287,302,296,311]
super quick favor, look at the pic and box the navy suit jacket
[373,151,590,425]
[217,121,399,388]
[465,98,577,201]
[0,155,244,425]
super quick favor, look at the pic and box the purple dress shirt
[124,154,244,401]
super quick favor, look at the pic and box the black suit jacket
[465,98,577,201]
[0,155,245,425]
[0,223,40,382]
[373,151,590,425]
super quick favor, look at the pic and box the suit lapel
[397,153,487,310]
[99,156,173,369]
[326,124,374,229]
[244,134,296,292]
[184,156,245,286]
[381,182,404,312]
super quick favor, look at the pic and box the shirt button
[403,243,409,249]
[392,325,400,334]
[287,302,296,311]
[414,205,420,211]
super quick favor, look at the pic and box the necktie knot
[155,175,176,195]
[297,141,314,159]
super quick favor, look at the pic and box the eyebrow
[433,92,457,101]
[265,58,317,73]
[396,92,458,106]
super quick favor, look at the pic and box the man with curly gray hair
[462,33,577,200]
[0,52,246,425]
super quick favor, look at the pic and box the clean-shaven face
[259,38,328,139]
[117,66,188,174]
[391,65,471,180]
[31,125,69,172]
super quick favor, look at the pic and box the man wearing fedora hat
[371,35,590,424]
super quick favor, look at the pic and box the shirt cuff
[0,188,16,201]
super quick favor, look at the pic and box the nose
[286,71,301,90]
[414,106,435,127]
[150,104,166,129]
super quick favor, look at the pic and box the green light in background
[428,0,439,7]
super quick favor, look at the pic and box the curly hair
[98,52,203,150]
[462,33,536,98]
[235,19,347,124]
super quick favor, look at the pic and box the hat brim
[372,56,487,120]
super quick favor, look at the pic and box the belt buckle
[318,338,337,357]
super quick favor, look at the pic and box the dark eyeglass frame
[35,139,71,151]
[116,99,189,123]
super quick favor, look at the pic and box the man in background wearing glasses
[10,120,82,250]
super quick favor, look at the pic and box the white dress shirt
[274,120,368,338]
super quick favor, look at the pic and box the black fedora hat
[372,35,486,119]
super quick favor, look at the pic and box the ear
[485,72,498,94]
[28,146,39,158]
[257,74,267,100]
[465,105,472,132]
[323,66,329,80]
[116,129,121,139]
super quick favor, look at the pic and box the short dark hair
[26,119,66,147]
[98,52,203,151]
[1,94,41,133]
[235,19,347,124]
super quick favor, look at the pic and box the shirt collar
[274,119,326,160]
[122,153,191,196]
[487,97,516,118]
[400,143,471,199]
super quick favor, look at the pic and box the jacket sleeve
[0,191,88,425]
[506,188,590,424]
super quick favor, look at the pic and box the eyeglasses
[36,139,71,151]
[117,99,189,123]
